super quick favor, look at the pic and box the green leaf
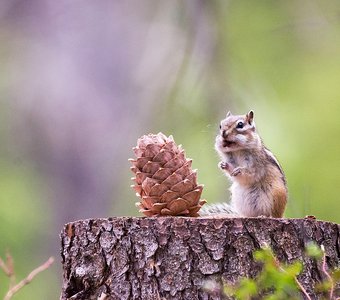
[314,280,332,293]
[332,269,340,281]
[254,247,277,278]
[284,262,302,276]
[235,278,258,299]
[223,284,236,297]
[305,242,323,259]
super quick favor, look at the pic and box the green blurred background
[1,0,340,298]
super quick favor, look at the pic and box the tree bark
[60,217,340,299]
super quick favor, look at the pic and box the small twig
[271,251,312,300]
[294,277,312,300]
[320,245,334,300]
[0,250,16,283]
[6,250,16,289]
[279,265,312,300]
[4,257,54,300]
[0,256,11,276]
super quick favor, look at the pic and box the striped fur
[212,111,287,218]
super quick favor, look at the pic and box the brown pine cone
[130,133,206,217]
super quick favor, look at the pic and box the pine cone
[130,133,206,217]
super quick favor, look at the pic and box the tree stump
[60,217,340,299]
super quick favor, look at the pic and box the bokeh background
[1,0,340,298]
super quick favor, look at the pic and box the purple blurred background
[2,1,340,298]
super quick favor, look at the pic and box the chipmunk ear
[246,110,254,125]
[226,111,232,117]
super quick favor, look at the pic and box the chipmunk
[201,110,287,218]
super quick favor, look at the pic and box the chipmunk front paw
[230,167,243,177]
[219,161,229,170]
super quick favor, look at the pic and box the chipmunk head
[215,110,261,153]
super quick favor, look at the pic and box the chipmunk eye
[219,124,222,130]
[236,121,244,129]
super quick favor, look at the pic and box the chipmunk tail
[199,202,238,217]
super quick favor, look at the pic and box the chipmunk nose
[222,130,227,139]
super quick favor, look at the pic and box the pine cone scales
[130,133,206,217]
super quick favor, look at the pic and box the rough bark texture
[60,217,340,299]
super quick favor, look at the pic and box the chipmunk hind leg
[271,186,287,218]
